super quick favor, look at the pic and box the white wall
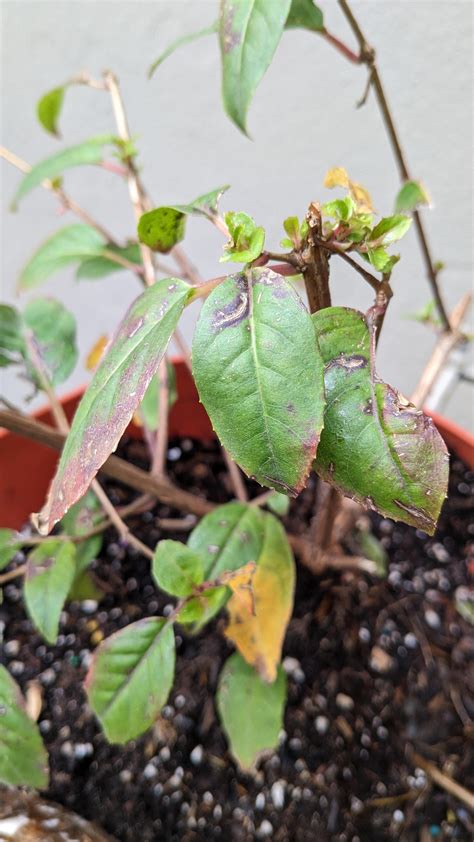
[1,0,472,427]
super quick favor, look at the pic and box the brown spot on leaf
[325,354,367,373]
[393,499,434,531]
[221,5,241,53]
[212,275,250,331]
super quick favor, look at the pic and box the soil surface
[1,437,473,842]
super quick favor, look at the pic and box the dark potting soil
[1,436,473,842]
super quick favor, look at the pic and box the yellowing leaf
[221,561,256,616]
[349,181,374,213]
[324,167,349,189]
[225,515,294,683]
[85,334,108,371]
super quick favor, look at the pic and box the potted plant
[1,2,472,839]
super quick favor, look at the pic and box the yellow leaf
[225,516,295,683]
[85,334,108,371]
[349,180,374,213]
[221,561,256,616]
[324,167,349,189]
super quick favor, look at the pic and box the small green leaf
[37,86,65,137]
[221,211,265,263]
[370,214,412,246]
[193,268,325,494]
[86,617,175,743]
[280,237,294,250]
[138,207,186,253]
[18,225,106,291]
[0,666,49,788]
[221,226,265,264]
[38,278,192,533]
[165,185,231,219]
[152,540,204,597]
[217,653,286,769]
[219,0,292,133]
[364,247,399,273]
[149,21,218,77]
[12,135,116,207]
[0,305,24,367]
[76,243,142,281]
[312,307,449,533]
[285,0,324,32]
[322,196,355,222]
[0,529,22,571]
[23,297,78,386]
[395,180,430,213]
[24,540,76,644]
[266,491,290,517]
[138,361,177,431]
[283,216,299,241]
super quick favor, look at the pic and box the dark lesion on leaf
[221,5,241,53]
[212,275,250,331]
[325,354,367,373]
[393,499,434,531]
[27,557,55,578]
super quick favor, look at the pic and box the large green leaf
[18,224,105,291]
[149,21,218,77]
[313,307,449,533]
[217,653,286,769]
[85,617,175,743]
[23,297,78,386]
[38,278,192,532]
[285,0,324,32]
[219,0,291,133]
[24,540,76,644]
[37,86,65,137]
[192,267,325,494]
[76,243,142,280]
[152,540,204,597]
[0,666,49,788]
[12,135,115,207]
[0,305,24,367]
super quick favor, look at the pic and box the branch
[411,752,474,812]
[321,240,382,293]
[336,0,451,332]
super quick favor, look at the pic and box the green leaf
[312,307,449,533]
[85,617,175,743]
[18,224,106,291]
[322,197,355,222]
[60,490,103,578]
[364,247,399,273]
[221,211,265,263]
[148,21,218,77]
[76,243,142,280]
[37,86,65,137]
[219,0,292,133]
[0,305,24,367]
[23,297,78,386]
[38,278,192,533]
[193,267,325,494]
[285,0,324,32]
[370,214,412,246]
[183,502,265,627]
[266,491,290,517]
[395,180,430,213]
[217,653,286,769]
[24,540,76,644]
[0,665,49,788]
[282,216,299,244]
[152,540,204,597]
[139,361,177,431]
[12,135,115,207]
[0,529,22,571]
[138,207,186,253]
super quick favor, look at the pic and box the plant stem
[0,145,118,245]
[336,0,451,331]
[321,241,382,293]
[301,203,331,313]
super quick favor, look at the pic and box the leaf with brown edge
[37,278,192,534]
[312,307,449,533]
[225,513,295,683]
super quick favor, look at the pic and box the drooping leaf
[0,666,49,788]
[184,501,266,626]
[37,86,65,137]
[23,297,78,386]
[225,512,295,682]
[217,653,286,769]
[0,529,22,571]
[219,0,292,133]
[137,360,177,431]
[395,180,430,213]
[85,617,175,743]
[24,540,76,644]
[370,214,412,246]
[137,207,186,253]
[18,225,105,291]
[0,305,24,367]
[37,278,192,532]
[152,540,204,597]
[76,243,142,280]
[312,307,449,533]
[12,135,116,207]
[285,0,324,32]
[148,21,218,77]
[193,267,325,494]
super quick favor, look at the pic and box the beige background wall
[1,0,472,427]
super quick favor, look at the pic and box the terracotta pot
[0,360,472,530]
